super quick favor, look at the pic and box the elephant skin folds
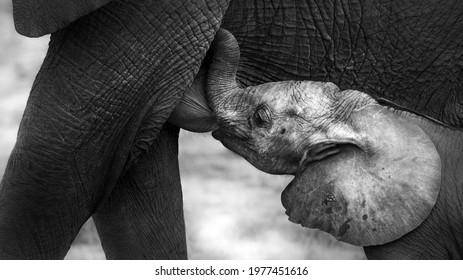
[2,0,463,260]
[206,24,463,258]
[222,0,463,129]
[0,0,229,259]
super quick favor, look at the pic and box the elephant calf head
[206,29,442,246]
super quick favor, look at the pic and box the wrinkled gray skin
[206,30,442,247]
[1,0,462,259]
[205,22,463,258]
[168,61,219,133]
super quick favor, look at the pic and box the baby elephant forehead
[254,81,310,105]
[294,81,339,104]
[252,80,340,119]
[254,81,296,104]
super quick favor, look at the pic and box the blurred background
[0,0,365,259]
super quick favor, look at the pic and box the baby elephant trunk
[206,29,244,123]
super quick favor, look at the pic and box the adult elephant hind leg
[93,124,187,260]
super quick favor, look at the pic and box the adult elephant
[1,0,462,259]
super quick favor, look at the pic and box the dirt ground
[0,1,365,259]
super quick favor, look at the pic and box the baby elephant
[204,29,441,247]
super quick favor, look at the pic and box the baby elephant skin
[207,29,442,246]
[281,104,441,246]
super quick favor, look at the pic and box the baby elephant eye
[253,104,272,128]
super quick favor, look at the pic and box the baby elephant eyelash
[253,104,272,128]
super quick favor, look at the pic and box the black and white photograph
[0,0,462,267]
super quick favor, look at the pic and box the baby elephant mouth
[211,129,224,141]
[211,129,242,150]
[211,125,248,142]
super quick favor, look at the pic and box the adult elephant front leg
[0,0,229,259]
[93,124,187,259]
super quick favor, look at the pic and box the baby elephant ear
[13,0,113,37]
[281,105,441,246]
